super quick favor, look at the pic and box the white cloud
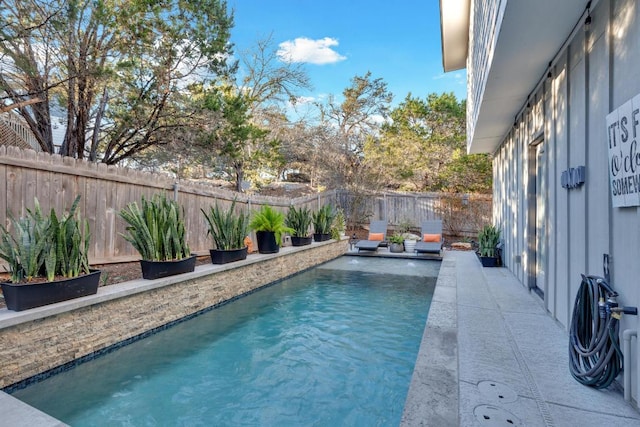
[293,96,316,105]
[277,37,346,65]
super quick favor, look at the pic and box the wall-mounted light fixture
[584,1,592,31]
[561,166,586,189]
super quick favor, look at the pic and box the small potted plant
[389,234,405,253]
[0,196,100,311]
[477,224,501,267]
[285,206,313,246]
[119,194,195,279]
[402,233,420,253]
[312,204,335,242]
[333,208,346,237]
[201,199,250,264]
[249,205,294,254]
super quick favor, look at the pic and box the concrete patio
[402,250,640,426]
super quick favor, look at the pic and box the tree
[0,0,233,162]
[364,92,492,193]
[237,33,312,115]
[313,72,392,190]
[200,87,272,192]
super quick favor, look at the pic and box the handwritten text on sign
[606,93,640,207]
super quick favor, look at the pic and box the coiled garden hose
[569,275,623,389]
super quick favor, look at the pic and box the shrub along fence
[0,146,491,265]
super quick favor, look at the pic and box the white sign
[606,93,640,207]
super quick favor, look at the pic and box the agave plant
[312,204,335,235]
[249,205,294,245]
[201,199,250,250]
[285,206,312,238]
[119,194,190,261]
[0,196,90,283]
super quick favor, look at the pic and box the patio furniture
[355,220,388,252]
[414,220,444,255]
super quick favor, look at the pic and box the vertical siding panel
[555,56,570,328]
[586,0,611,275]
[544,78,557,316]
[568,35,587,313]
[610,0,640,404]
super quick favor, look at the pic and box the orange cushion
[423,233,441,243]
[368,232,384,241]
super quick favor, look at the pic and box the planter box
[291,236,312,246]
[140,255,197,280]
[313,233,332,242]
[1,270,101,311]
[209,247,248,264]
[477,253,500,267]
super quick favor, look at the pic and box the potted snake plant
[312,204,335,242]
[201,199,250,264]
[0,196,100,311]
[119,194,195,279]
[285,206,313,246]
[249,205,294,254]
[477,224,501,267]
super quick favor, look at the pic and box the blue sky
[226,1,466,109]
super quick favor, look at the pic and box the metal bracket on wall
[603,253,610,284]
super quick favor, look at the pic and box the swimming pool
[12,257,438,426]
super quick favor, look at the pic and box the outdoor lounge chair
[355,220,388,252]
[414,220,444,255]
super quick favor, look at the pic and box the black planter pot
[313,233,332,242]
[477,252,500,267]
[1,269,101,311]
[140,255,197,280]
[209,247,248,264]
[291,236,312,246]
[256,231,280,254]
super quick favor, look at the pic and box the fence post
[383,193,387,221]
[173,182,179,202]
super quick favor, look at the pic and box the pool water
[12,257,438,426]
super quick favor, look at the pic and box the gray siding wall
[492,0,640,402]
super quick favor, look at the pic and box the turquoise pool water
[13,257,438,426]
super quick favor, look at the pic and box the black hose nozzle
[612,306,638,315]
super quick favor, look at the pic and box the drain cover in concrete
[474,405,521,426]
[478,381,518,403]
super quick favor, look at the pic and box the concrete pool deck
[401,250,640,426]
[3,250,640,426]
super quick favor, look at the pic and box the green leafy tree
[364,92,492,193]
[200,87,271,192]
[0,0,233,162]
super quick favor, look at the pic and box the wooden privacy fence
[336,190,492,238]
[0,146,491,266]
[0,146,338,265]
